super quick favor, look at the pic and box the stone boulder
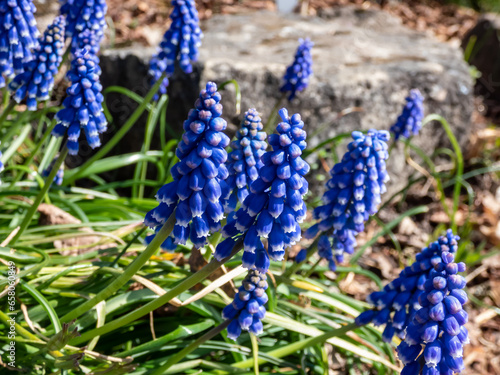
[100,6,474,195]
[462,13,500,120]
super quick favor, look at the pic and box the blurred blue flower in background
[280,38,313,101]
[224,108,268,212]
[397,238,468,375]
[355,230,461,344]
[223,269,268,340]
[215,108,309,273]
[9,15,65,111]
[0,0,40,86]
[145,81,230,249]
[60,0,107,53]
[149,0,203,98]
[390,89,424,140]
[42,156,65,186]
[52,48,107,155]
[305,129,390,270]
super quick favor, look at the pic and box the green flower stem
[264,93,286,133]
[250,333,260,375]
[232,322,360,369]
[151,319,232,375]
[10,146,69,245]
[60,213,176,323]
[110,225,147,267]
[64,72,168,185]
[281,236,320,278]
[422,114,463,233]
[0,101,16,131]
[70,240,244,345]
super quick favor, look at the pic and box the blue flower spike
[224,108,268,212]
[144,81,230,249]
[42,157,64,186]
[307,129,390,269]
[223,269,268,340]
[52,48,107,155]
[390,89,424,140]
[60,0,107,53]
[0,0,40,86]
[355,230,462,345]
[9,15,65,111]
[397,237,468,375]
[280,38,313,101]
[215,108,309,273]
[149,0,203,97]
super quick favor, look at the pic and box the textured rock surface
[100,7,474,194]
[462,13,500,119]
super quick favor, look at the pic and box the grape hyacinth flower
[224,108,268,212]
[60,0,107,52]
[390,89,424,140]
[149,0,203,97]
[144,82,230,249]
[223,269,268,340]
[9,16,65,111]
[295,248,307,263]
[215,108,309,273]
[42,157,64,186]
[280,38,313,101]
[355,230,460,344]
[52,49,107,155]
[305,130,390,270]
[0,0,40,86]
[0,147,4,182]
[397,245,468,375]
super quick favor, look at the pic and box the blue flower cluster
[52,49,107,155]
[398,247,468,375]
[224,108,268,212]
[60,0,107,53]
[305,130,390,270]
[355,230,460,344]
[0,0,40,86]
[42,157,64,186]
[390,89,424,140]
[280,38,313,101]
[144,82,230,249]
[215,108,309,273]
[149,0,203,97]
[9,16,65,111]
[223,269,268,340]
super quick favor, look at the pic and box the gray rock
[100,7,473,196]
[462,13,500,119]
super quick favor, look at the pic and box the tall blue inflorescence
[223,269,268,340]
[9,16,65,111]
[149,0,202,97]
[214,108,309,273]
[42,157,64,186]
[390,89,424,140]
[355,230,461,345]
[60,0,107,53]
[305,130,390,270]
[224,108,268,212]
[144,82,230,249]
[397,243,468,375]
[280,38,313,101]
[0,0,40,86]
[52,48,107,155]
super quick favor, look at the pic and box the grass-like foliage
[0,1,496,374]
